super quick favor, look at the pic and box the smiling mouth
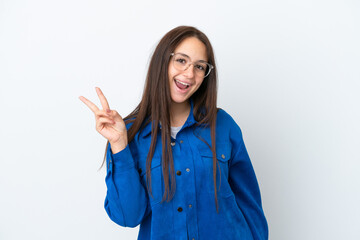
[175,79,190,89]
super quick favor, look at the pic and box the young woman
[79,26,268,240]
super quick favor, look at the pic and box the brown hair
[102,26,221,212]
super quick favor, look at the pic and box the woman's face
[168,37,208,105]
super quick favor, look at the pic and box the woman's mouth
[174,79,190,90]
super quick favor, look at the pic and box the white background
[1,0,359,239]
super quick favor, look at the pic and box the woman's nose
[183,64,195,78]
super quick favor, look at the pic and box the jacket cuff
[107,143,135,171]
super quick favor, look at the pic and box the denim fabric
[104,100,268,240]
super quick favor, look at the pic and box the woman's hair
[102,26,221,212]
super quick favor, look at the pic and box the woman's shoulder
[216,107,244,136]
[124,118,136,131]
[124,114,147,131]
[216,108,239,128]
[124,115,153,140]
[215,108,245,147]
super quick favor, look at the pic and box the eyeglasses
[170,53,214,78]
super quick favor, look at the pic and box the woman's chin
[170,96,190,105]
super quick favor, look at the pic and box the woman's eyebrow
[176,52,190,58]
[176,52,207,62]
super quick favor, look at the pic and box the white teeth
[175,79,189,86]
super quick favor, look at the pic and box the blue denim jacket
[104,100,268,240]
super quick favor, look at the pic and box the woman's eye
[195,64,206,71]
[176,58,187,64]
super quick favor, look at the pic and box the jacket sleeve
[228,122,269,240]
[104,142,150,228]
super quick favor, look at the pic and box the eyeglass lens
[172,54,211,78]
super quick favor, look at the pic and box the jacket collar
[141,98,197,138]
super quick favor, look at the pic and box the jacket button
[177,207,183,212]
[180,140,183,144]
[186,168,190,172]
[221,154,225,159]
[176,170,182,176]
[188,204,192,208]
[171,142,176,146]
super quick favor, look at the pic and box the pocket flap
[198,143,231,162]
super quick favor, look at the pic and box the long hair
[101,26,220,212]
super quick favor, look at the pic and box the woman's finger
[79,96,99,113]
[95,110,113,119]
[96,117,115,131]
[95,87,111,111]
[96,117,116,127]
[105,109,124,122]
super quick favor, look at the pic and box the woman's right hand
[79,87,128,153]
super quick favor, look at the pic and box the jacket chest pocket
[197,143,234,198]
[137,154,163,206]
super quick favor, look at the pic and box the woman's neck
[170,100,191,127]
